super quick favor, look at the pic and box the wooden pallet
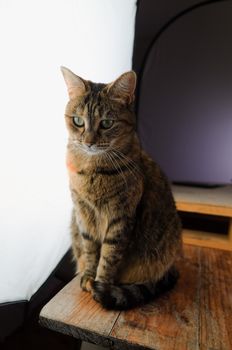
[172,185,232,251]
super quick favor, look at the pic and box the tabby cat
[61,66,182,310]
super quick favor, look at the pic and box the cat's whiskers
[101,152,121,189]
[113,151,140,180]
[70,139,109,156]
[96,154,116,240]
[69,139,85,151]
[115,150,144,178]
[110,147,143,173]
[110,151,138,182]
[110,148,143,180]
[106,151,128,189]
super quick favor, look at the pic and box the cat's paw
[80,273,94,292]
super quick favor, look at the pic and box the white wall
[0,0,136,302]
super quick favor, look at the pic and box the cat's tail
[91,266,179,310]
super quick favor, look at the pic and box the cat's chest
[72,188,109,242]
[69,170,122,202]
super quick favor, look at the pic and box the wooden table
[39,245,232,350]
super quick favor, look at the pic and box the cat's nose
[84,132,95,147]
[85,142,94,148]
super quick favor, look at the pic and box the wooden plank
[110,246,201,350]
[176,202,232,217]
[199,247,232,350]
[172,185,232,217]
[183,229,232,251]
[40,275,120,348]
[40,246,232,349]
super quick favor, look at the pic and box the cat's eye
[73,116,84,127]
[100,119,114,129]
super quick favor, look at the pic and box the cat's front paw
[95,276,114,284]
[80,273,94,292]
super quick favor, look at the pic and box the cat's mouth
[82,144,108,155]
[70,139,109,155]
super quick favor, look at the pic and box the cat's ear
[106,71,136,104]
[60,66,87,100]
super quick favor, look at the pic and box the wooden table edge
[39,314,155,350]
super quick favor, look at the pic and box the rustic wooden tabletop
[40,245,232,350]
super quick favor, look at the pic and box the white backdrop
[0,0,136,302]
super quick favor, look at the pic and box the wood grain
[40,276,119,348]
[199,247,232,350]
[110,245,201,350]
[183,230,232,251]
[40,246,232,350]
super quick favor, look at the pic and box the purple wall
[136,0,232,185]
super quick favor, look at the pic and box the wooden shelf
[172,185,232,251]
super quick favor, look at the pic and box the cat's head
[61,66,137,156]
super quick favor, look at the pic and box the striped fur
[61,67,182,309]
[92,266,179,310]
